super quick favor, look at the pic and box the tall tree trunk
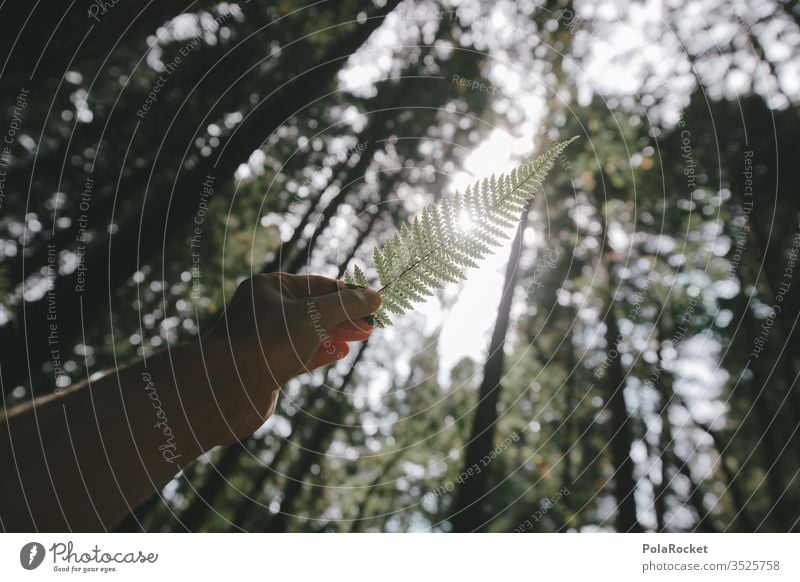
[746,375,795,530]
[265,345,367,532]
[347,455,402,532]
[176,440,254,532]
[651,311,673,532]
[225,427,296,532]
[264,138,382,274]
[560,315,578,489]
[601,299,643,532]
[592,171,642,532]
[554,306,579,533]
[676,460,718,533]
[740,311,795,531]
[649,310,718,532]
[672,391,756,531]
[450,204,530,533]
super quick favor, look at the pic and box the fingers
[337,318,373,332]
[275,273,341,298]
[267,274,380,330]
[305,341,350,370]
[333,318,373,336]
[330,326,371,342]
[312,286,381,328]
[304,323,369,371]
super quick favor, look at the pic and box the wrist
[142,339,229,454]
[190,333,281,447]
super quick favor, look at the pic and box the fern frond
[348,137,577,327]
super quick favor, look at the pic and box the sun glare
[458,209,474,232]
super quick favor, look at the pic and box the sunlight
[457,209,474,233]
[437,127,534,386]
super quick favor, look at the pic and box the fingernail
[356,288,381,307]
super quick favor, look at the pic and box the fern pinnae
[345,137,578,327]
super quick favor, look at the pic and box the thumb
[313,287,381,328]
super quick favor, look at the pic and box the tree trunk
[560,315,578,489]
[264,345,367,532]
[651,313,673,532]
[590,171,642,532]
[264,138,382,274]
[176,441,252,532]
[672,391,756,531]
[347,455,401,532]
[601,300,643,532]
[226,429,295,532]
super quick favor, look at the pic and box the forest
[0,0,799,532]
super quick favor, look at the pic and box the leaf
[348,137,578,327]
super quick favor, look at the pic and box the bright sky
[424,128,539,385]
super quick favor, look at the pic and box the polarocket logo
[20,542,46,570]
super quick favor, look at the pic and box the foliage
[2,0,800,534]
[346,138,578,327]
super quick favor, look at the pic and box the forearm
[0,338,238,531]
[0,273,377,532]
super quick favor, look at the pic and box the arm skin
[0,273,381,531]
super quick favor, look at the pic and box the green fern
[345,137,578,327]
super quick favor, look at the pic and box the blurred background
[0,0,798,532]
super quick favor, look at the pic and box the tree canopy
[1,0,799,532]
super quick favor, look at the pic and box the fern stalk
[345,137,578,327]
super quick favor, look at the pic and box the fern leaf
[347,137,577,327]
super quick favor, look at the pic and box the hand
[0,273,381,531]
[203,273,381,445]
